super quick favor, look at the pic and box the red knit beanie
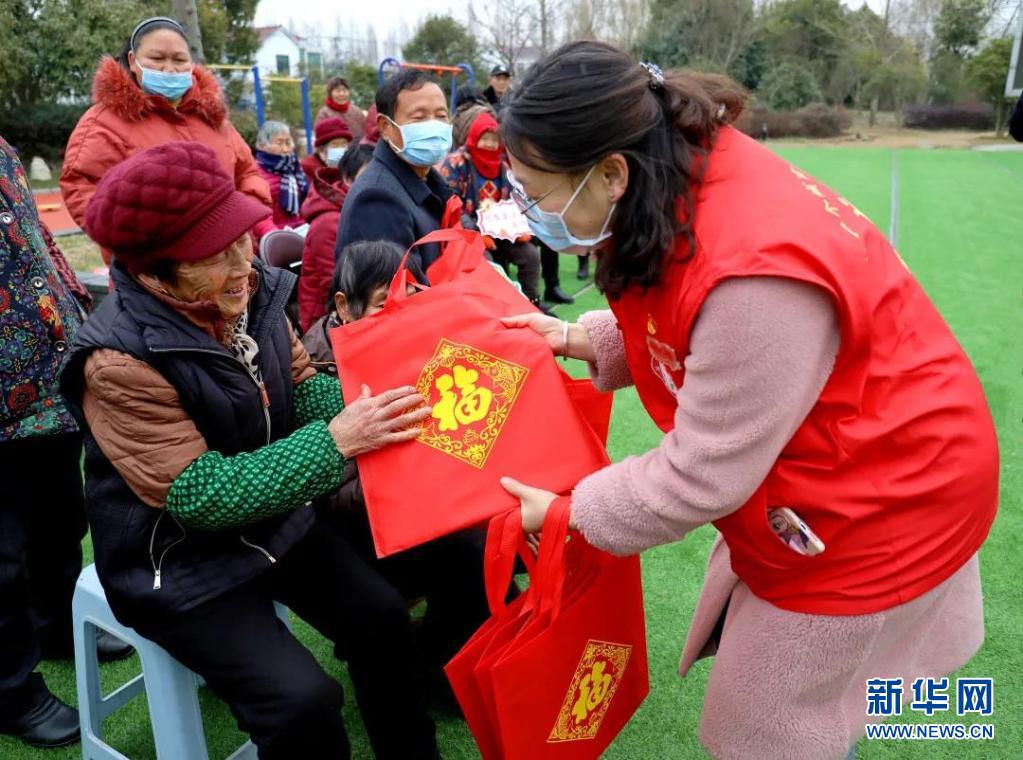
[314,118,353,148]
[85,142,271,269]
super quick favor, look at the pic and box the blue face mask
[139,65,193,100]
[510,165,615,254]
[386,117,453,167]
[326,146,347,167]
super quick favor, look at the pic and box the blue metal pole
[379,57,401,86]
[453,63,475,112]
[300,77,313,155]
[457,62,475,88]
[252,65,265,125]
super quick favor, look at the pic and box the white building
[254,25,324,80]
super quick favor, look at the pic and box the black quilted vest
[61,260,314,626]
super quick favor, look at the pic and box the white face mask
[385,117,453,167]
[326,146,347,167]
[508,165,615,254]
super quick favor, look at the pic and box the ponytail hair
[501,40,746,298]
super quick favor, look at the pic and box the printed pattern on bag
[415,338,529,469]
[548,639,632,743]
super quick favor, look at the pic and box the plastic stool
[73,564,290,759]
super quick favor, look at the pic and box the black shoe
[530,297,556,316]
[544,286,575,305]
[0,690,80,748]
[97,630,135,663]
[577,258,590,280]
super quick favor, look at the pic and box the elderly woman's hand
[328,385,432,458]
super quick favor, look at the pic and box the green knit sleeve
[293,372,345,428]
[166,420,344,531]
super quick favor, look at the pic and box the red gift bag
[449,500,649,759]
[561,377,613,446]
[331,232,610,557]
[446,510,536,759]
[425,227,538,313]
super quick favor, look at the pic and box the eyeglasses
[507,170,567,222]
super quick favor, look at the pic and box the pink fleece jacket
[572,277,986,759]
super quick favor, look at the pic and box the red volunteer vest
[609,127,998,615]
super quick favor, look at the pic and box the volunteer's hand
[500,313,596,362]
[329,385,431,458]
[515,234,533,244]
[500,477,559,533]
[482,235,497,251]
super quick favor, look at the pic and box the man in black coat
[336,70,455,271]
[1009,92,1023,142]
[483,64,512,115]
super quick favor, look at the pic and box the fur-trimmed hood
[90,56,227,127]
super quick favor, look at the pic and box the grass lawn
[5,146,1019,759]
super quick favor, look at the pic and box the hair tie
[130,16,186,52]
[639,62,665,91]
[717,103,727,121]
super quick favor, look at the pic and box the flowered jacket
[1,136,90,442]
[438,147,512,225]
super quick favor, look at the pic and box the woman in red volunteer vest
[499,42,998,760]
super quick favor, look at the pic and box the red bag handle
[484,509,535,617]
[531,497,575,621]
[385,229,486,304]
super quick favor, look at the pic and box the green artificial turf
[3,146,1019,759]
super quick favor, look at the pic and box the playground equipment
[377,58,476,111]
[207,64,314,154]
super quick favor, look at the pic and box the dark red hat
[85,141,271,268]
[314,118,353,148]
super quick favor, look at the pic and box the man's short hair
[375,69,438,120]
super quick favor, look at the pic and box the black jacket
[60,260,314,626]
[1010,93,1023,142]
[335,140,454,271]
[483,86,507,116]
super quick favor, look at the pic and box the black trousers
[0,434,86,719]
[132,520,437,760]
[490,240,541,302]
[324,506,491,671]
[539,241,561,291]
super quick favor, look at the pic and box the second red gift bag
[331,232,610,556]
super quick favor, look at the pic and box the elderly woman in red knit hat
[60,142,442,759]
[300,117,354,180]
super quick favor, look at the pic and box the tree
[0,0,161,108]
[469,0,536,73]
[926,0,991,103]
[928,49,969,102]
[342,62,380,110]
[965,36,1014,134]
[758,60,824,110]
[825,5,926,124]
[758,0,850,95]
[634,0,756,74]
[403,15,481,72]
[933,0,987,56]
[171,0,204,62]
[205,0,259,64]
